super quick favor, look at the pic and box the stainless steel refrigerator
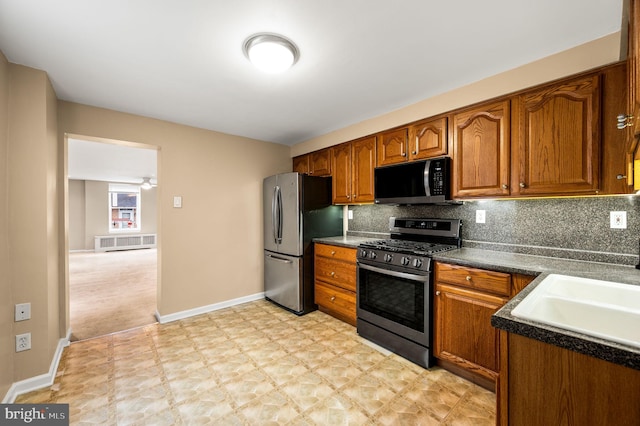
[263,172,343,315]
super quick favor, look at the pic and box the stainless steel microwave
[374,156,456,205]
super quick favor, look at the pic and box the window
[109,184,141,232]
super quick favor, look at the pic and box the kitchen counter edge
[432,247,640,371]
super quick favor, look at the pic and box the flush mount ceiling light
[140,177,153,190]
[243,33,299,74]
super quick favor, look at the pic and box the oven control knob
[384,253,393,262]
[401,256,410,266]
[369,251,377,259]
[359,249,367,258]
[412,258,423,268]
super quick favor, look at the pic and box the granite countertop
[313,235,383,249]
[433,247,640,370]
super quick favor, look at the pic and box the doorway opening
[66,136,159,341]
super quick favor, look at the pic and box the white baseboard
[155,292,265,324]
[2,328,71,403]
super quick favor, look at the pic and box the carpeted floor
[69,248,157,341]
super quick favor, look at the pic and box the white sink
[511,274,640,349]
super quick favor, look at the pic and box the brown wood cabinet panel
[315,244,356,261]
[408,117,448,160]
[434,283,507,381]
[435,262,511,297]
[452,100,511,198]
[377,128,408,166]
[510,274,535,297]
[505,333,640,426]
[315,256,357,291]
[351,136,376,203]
[314,243,357,325]
[310,149,331,176]
[331,142,352,204]
[292,155,309,174]
[601,63,632,194]
[512,75,600,196]
[315,281,356,326]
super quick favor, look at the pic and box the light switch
[173,196,182,208]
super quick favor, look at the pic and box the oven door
[357,262,431,346]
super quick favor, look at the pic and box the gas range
[356,218,462,272]
[355,217,462,368]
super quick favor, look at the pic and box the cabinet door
[310,148,331,176]
[452,100,511,198]
[377,128,408,166]
[434,283,507,381]
[292,155,309,174]
[512,75,600,196]
[331,142,352,204]
[409,117,447,160]
[351,136,376,203]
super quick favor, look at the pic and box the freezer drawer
[264,251,304,313]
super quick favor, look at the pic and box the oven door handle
[358,263,430,282]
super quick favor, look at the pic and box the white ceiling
[68,138,157,185]
[0,0,625,147]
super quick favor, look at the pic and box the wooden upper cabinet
[512,75,600,196]
[452,100,511,198]
[351,136,376,203]
[630,0,640,138]
[377,128,408,166]
[292,155,309,174]
[408,117,448,160]
[292,149,331,176]
[309,149,331,176]
[331,136,376,204]
[331,142,352,204]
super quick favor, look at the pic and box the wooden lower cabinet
[434,262,534,390]
[314,243,357,326]
[499,333,640,425]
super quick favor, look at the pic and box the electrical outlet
[610,211,627,229]
[476,210,486,224]
[16,333,31,352]
[15,302,31,322]
[348,210,353,220]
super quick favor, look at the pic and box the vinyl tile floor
[16,300,496,425]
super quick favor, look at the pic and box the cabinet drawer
[315,244,357,262]
[315,281,356,325]
[315,256,356,291]
[435,262,511,296]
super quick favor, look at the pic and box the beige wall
[69,180,158,251]
[7,64,60,381]
[68,180,85,250]
[291,33,623,156]
[58,103,291,317]
[0,49,13,400]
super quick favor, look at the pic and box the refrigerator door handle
[275,186,283,244]
[266,254,293,264]
[272,186,279,244]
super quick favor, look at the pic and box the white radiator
[94,234,157,252]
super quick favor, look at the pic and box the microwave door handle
[423,159,431,197]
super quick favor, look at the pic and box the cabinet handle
[331,296,336,302]
[501,184,508,189]
[330,271,336,277]
[353,194,357,199]
[466,275,472,281]
[435,291,441,296]
[346,195,351,199]
[519,182,526,188]
[412,151,417,155]
[331,251,336,255]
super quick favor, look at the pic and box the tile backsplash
[347,196,640,266]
